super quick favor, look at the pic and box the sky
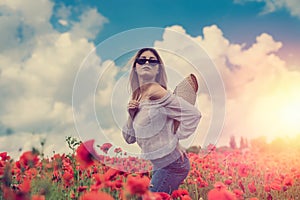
[0,0,300,158]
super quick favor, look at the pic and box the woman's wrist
[127,116,133,129]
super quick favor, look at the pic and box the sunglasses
[135,58,160,66]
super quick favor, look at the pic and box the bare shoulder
[148,83,168,100]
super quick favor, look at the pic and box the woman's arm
[161,93,201,140]
[149,83,201,140]
[122,99,139,144]
[122,116,136,144]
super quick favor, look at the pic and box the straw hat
[173,73,198,133]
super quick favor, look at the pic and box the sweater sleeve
[161,93,201,140]
[122,124,136,144]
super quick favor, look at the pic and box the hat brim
[173,74,198,133]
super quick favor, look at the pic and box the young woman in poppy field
[122,47,201,194]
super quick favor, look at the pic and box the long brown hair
[129,48,168,100]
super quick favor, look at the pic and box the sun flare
[251,84,300,139]
[278,95,300,134]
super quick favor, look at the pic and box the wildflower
[270,182,281,191]
[267,193,273,200]
[264,184,271,192]
[78,186,88,193]
[62,170,73,187]
[18,179,31,193]
[2,186,17,200]
[79,191,114,200]
[156,192,171,200]
[126,174,150,195]
[238,180,245,193]
[104,168,119,181]
[99,143,113,154]
[238,164,249,177]
[224,178,232,186]
[283,176,293,186]
[248,181,256,193]
[76,140,98,168]
[207,144,216,152]
[208,182,236,200]
[31,195,46,200]
[92,173,104,186]
[213,182,226,190]
[171,189,191,200]
[233,189,243,200]
[17,151,39,169]
[0,152,10,161]
[114,147,122,154]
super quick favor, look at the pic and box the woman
[122,47,201,194]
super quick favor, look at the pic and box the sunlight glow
[251,84,300,139]
[279,95,300,134]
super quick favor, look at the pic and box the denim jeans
[149,154,190,194]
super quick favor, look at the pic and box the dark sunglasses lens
[148,60,160,66]
[136,59,160,66]
[136,59,147,65]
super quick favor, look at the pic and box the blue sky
[51,0,300,63]
[1,0,300,158]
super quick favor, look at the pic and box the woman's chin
[138,73,156,80]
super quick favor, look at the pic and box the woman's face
[135,50,160,82]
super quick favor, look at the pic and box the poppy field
[1,136,300,200]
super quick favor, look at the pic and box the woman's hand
[128,100,139,119]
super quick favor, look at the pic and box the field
[1,137,300,200]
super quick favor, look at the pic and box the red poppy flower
[17,151,39,169]
[208,182,236,200]
[233,189,243,200]
[114,147,122,153]
[78,186,88,193]
[213,182,226,190]
[270,182,281,191]
[62,170,74,186]
[31,195,46,200]
[238,180,245,193]
[171,189,191,199]
[283,176,293,186]
[0,152,10,161]
[156,192,171,200]
[99,143,113,154]
[207,144,216,152]
[76,140,98,168]
[2,186,16,200]
[225,179,232,186]
[92,173,104,186]
[18,179,31,193]
[104,168,119,181]
[79,191,114,200]
[264,184,271,192]
[238,164,249,177]
[248,181,256,193]
[126,174,150,195]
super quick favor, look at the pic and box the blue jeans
[149,154,190,194]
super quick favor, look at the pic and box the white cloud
[55,4,72,22]
[70,8,108,40]
[0,0,109,158]
[58,19,68,26]
[157,24,300,147]
[0,0,53,30]
[234,0,300,18]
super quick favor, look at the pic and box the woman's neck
[139,80,154,92]
[139,83,151,95]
